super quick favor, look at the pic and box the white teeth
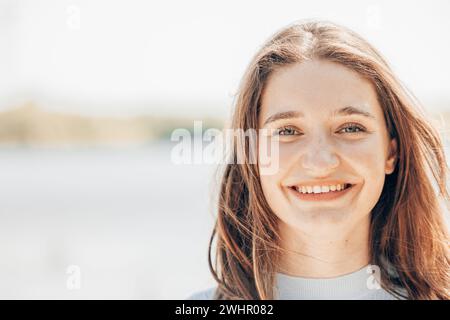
[294,183,350,194]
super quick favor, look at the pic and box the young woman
[188,20,449,300]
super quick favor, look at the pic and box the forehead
[259,59,383,124]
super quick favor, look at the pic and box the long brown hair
[208,20,450,300]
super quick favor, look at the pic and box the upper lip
[287,180,355,187]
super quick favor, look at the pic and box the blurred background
[0,0,449,299]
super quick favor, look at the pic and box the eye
[276,126,302,136]
[338,123,366,134]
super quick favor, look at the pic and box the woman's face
[258,59,397,237]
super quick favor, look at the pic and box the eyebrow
[262,106,376,126]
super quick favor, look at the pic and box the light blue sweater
[187,265,405,300]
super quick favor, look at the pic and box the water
[0,143,218,299]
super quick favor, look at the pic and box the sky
[0,0,449,117]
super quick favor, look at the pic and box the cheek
[340,137,387,177]
[259,171,289,221]
[258,141,287,214]
[340,137,388,207]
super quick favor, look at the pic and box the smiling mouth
[287,183,355,201]
[289,183,354,194]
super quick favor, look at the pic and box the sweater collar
[274,264,381,299]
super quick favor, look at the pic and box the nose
[301,135,340,175]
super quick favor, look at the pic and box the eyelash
[276,123,367,136]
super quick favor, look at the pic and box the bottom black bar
[0,300,446,318]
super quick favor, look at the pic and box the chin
[282,208,354,232]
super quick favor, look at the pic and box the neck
[277,216,371,278]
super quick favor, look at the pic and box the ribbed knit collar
[274,264,397,299]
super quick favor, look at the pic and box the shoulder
[185,286,217,300]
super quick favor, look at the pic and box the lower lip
[288,184,355,201]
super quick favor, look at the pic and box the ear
[385,138,398,175]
